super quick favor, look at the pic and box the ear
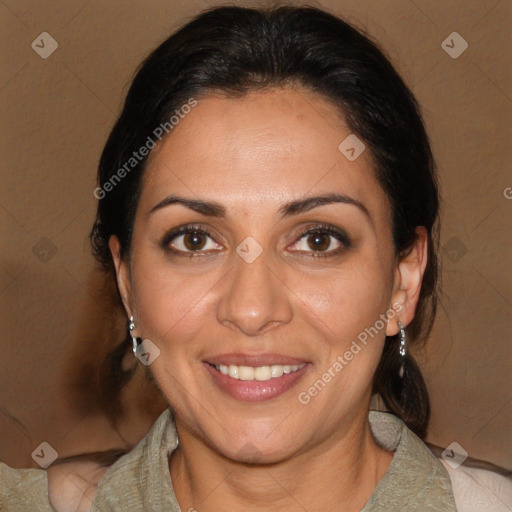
[386,226,428,337]
[109,235,134,319]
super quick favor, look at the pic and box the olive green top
[1,409,457,511]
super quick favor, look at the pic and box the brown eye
[183,231,207,251]
[288,224,351,256]
[163,226,222,255]
[306,233,331,251]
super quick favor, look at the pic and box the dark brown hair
[91,4,439,439]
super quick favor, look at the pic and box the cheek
[290,253,393,343]
[293,277,388,408]
[130,257,224,351]
[129,263,221,407]
[288,253,393,405]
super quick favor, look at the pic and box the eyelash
[161,223,351,259]
[294,224,351,258]
[161,224,218,259]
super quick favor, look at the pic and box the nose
[216,248,293,336]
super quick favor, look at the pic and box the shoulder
[46,448,128,512]
[440,461,512,512]
[431,448,512,512]
[0,460,54,511]
[6,410,175,512]
[0,447,135,512]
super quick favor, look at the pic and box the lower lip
[204,363,309,402]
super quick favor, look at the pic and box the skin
[98,86,427,512]
[47,460,109,511]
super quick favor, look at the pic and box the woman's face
[112,87,413,462]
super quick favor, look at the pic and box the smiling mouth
[208,362,306,382]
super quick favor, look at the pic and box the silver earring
[397,321,406,378]
[129,315,141,355]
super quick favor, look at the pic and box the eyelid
[294,223,350,241]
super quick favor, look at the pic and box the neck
[169,407,394,512]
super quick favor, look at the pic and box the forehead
[141,87,390,222]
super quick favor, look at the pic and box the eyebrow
[149,192,371,222]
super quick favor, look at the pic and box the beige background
[1,0,511,472]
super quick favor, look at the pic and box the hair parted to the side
[90,4,440,439]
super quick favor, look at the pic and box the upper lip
[205,353,309,367]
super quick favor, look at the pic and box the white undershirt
[438,458,512,512]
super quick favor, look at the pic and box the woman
[2,4,511,511]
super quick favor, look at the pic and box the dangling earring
[397,321,407,378]
[129,315,141,355]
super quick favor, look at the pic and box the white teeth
[254,366,271,381]
[238,366,255,380]
[214,363,305,381]
[271,365,284,378]
[228,365,239,379]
